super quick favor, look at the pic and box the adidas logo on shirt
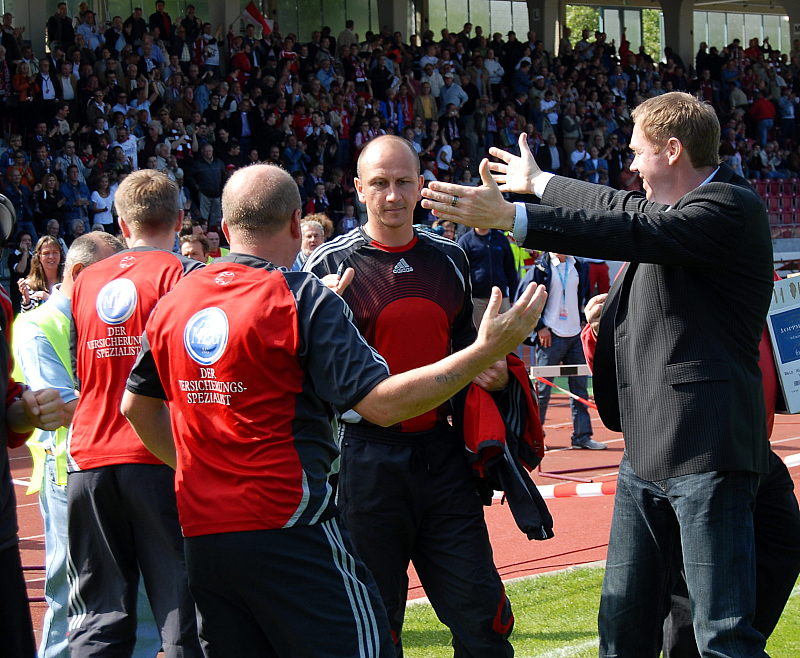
[393,258,414,274]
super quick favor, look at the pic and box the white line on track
[770,436,800,445]
[19,533,44,541]
[525,637,599,658]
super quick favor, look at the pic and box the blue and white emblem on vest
[96,278,137,325]
[184,307,229,365]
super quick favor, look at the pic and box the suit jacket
[226,109,257,141]
[535,144,567,176]
[34,72,63,101]
[520,164,772,480]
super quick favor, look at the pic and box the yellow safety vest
[11,302,73,494]
[207,247,230,264]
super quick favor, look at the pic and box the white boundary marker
[530,364,591,378]
[15,453,796,500]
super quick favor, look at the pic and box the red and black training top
[69,247,202,471]
[305,227,476,433]
[126,255,390,537]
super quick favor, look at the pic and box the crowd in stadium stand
[1,2,800,311]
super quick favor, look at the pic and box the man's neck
[127,233,176,251]
[228,237,297,269]
[363,220,414,248]
[665,164,717,205]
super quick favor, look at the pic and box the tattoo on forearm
[435,373,462,384]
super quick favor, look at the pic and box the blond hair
[27,236,63,292]
[114,169,180,233]
[631,92,720,168]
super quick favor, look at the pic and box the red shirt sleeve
[2,287,30,448]
[580,323,597,373]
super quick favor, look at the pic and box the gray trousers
[67,464,203,657]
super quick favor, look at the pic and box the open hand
[421,158,515,231]
[478,285,548,361]
[487,132,542,194]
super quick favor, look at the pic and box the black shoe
[572,439,607,450]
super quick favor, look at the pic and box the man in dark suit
[225,98,256,155]
[535,133,566,176]
[148,0,172,40]
[420,92,773,657]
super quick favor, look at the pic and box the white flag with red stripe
[241,1,272,34]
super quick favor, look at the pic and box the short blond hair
[631,92,720,168]
[222,164,300,242]
[114,169,180,233]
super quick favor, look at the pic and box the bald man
[305,136,516,657]
[122,162,545,656]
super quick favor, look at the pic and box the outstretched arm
[353,284,547,426]
[420,132,552,231]
[420,157,517,231]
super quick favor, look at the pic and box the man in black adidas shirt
[305,135,515,656]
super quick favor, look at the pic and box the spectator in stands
[33,171,66,229]
[47,3,74,48]
[90,173,116,233]
[187,142,225,223]
[291,217,325,271]
[569,139,589,173]
[77,10,104,52]
[8,231,33,313]
[205,228,228,261]
[585,146,608,184]
[19,235,63,313]
[749,90,777,147]
[45,219,69,259]
[60,164,91,232]
[439,72,468,117]
[6,168,35,239]
[179,233,209,263]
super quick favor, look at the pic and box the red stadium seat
[767,180,782,197]
[768,197,781,212]
[755,179,768,197]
